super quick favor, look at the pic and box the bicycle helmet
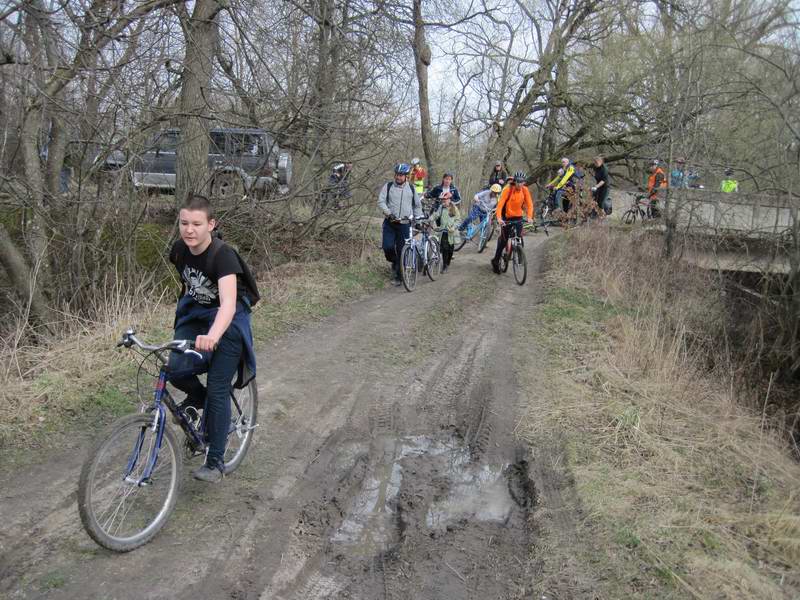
[332,163,345,172]
[411,157,420,166]
[494,160,502,167]
[490,184,502,194]
[395,163,411,175]
[724,167,733,176]
[513,171,526,182]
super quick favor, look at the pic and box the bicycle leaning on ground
[454,208,496,254]
[499,217,528,286]
[77,329,258,552]
[398,217,441,292]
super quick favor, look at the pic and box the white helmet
[411,157,420,166]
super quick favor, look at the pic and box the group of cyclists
[378,159,539,284]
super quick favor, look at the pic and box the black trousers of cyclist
[168,320,244,470]
[493,219,523,262]
[440,232,454,268]
[382,219,411,279]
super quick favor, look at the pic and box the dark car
[104,127,292,197]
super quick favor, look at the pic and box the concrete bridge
[664,190,797,274]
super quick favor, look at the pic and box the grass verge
[0,248,386,456]
[517,226,800,599]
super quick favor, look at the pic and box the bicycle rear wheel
[400,244,418,292]
[512,245,527,285]
[425,238,441,281]
[223,378,258,474]
[78,413,181,552]
[622,208,638,225]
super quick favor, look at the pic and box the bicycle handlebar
[118,329,203,360]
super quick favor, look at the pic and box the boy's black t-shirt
[170,240,246,307]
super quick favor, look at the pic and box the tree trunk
[175,0,223,205]
[0,223,54,331]
[412,0,436,183]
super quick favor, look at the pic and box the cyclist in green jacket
[720,168,738,193]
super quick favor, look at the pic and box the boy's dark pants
[168,321,244,469]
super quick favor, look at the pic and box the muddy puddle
[330,434,524,557]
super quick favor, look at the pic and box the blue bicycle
[77,329,258,552]
[454,208,495,253]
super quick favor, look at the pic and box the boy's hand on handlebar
[195,334,218,352]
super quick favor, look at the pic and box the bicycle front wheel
[224,378,258,474]
[478,220,495,253]
[78,413,182,552]
[400,244,418,292]
[425,238,441,281]
[512,245,527,285]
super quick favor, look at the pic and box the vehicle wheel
[622,209,637,225]
[453,236,468,252]
[512,246,527,285]
[78,413,182,552]
[400,244,417,292]
[223,378,258,475]
[426,238,441,281]
[211,172,245,201]
[478,221,495,253]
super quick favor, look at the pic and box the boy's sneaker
[193,463,224,483]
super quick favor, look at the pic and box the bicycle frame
[463,210,492,243]
[124,367,187,486]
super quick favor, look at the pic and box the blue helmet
[394,163,411,175]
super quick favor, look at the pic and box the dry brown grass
[519,226,800,599]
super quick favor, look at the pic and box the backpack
[172,237,261,307]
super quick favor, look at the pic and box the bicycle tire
[622,209,637,225]
[425,238,441,281]
[453,237,468,252]
[477,220,495,253]
[78,413,182,552]
[512,246,527,285]
[223,378,258,474]
[400,244,417,292]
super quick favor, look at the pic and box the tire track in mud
[254,244,547,600]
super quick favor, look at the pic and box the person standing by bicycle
[431,193,461,273]
[647,159,667,217]
[459,183,501,233]
[409,158,427,196]
[378,163,424,285]
[167,194,257,483]
[488,161,509,188]
[591,155,610,215]
[491,172,533,274]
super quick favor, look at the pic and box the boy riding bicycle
[168,193,256,482]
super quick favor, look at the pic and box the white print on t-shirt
[183,266,218,305]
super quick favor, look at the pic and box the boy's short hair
[182,193,214,220]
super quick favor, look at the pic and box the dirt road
[1,234,552,599]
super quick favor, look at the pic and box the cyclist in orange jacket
[491,171,533,274]
[647,160,667,217]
